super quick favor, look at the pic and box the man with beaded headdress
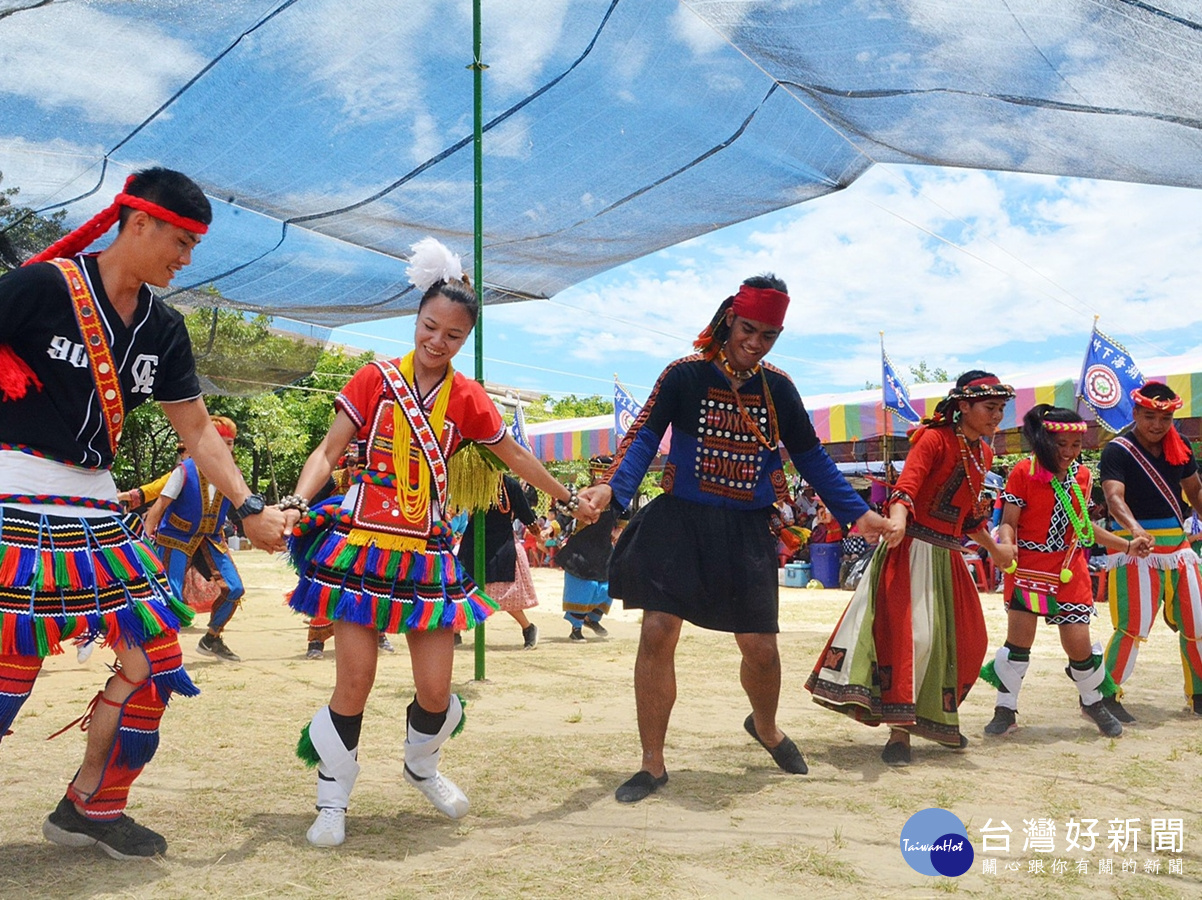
[0,168,288,858]
[1099,382,1202,720]
[580,274,895,803]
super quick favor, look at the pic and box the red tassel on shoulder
[0,344,41,401]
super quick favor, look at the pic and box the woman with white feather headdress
[279,238,597,847]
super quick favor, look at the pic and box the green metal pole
[471,0,488,681]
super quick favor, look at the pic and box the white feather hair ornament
[407,237,464,292]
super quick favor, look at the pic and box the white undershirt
[161,464,218,503]
[0,450,119,518]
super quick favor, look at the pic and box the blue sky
[329,162,1202,401]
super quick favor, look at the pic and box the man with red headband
[580,274,896,803]
[0,167,288,858]
[1100,382,1202,720]
[144,415,251,662]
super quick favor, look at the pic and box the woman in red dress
[980,405,1149,738]
[807,371,1015,764]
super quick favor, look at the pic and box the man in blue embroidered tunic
[580,275,897,803]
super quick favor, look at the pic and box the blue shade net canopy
[1,0,1200,387]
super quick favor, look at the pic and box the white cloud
[671,3,731,56]
[0,5,205,124]
[483,164,1202,394]
[477,0,573,95]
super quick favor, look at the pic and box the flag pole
[470,0,488,681]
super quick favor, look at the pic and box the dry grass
[2,551,1201,899]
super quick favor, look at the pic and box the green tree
[0,172,68,271]
[524,393,613,423]
[909,360,949,384]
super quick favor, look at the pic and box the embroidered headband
[24,175,209,267]
[946,376,1015,402]
[1131,383,1183,412]
[730,284,789,329]
[1043,420,1087,433]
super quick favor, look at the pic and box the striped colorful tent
[525,415,616,462]
[805,354,1202,460]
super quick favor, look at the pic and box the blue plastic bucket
[810,542,841,588]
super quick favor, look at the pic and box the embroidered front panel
[354,398,459,537]
[692,387,770,503]
[928,464,969,527]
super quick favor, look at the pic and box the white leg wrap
[404,694,463,780]
[993,646,1029,711]
[1068,644,1109,707]
[310,706,360,810]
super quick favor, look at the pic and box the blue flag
[615,377,641,439]
[510,401,531,451]
[881,340,921,424]
[1078,325,1144,433]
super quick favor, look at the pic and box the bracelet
[551,483,580,515]
[1126,539,1132,554]
[278,493,310,513]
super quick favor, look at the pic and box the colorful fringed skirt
[0,506,194,657]
[288,520,497,634]
[805,530,987,746]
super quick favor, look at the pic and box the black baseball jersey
[0,254,200,468]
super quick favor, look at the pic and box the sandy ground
[3,550,1202,899]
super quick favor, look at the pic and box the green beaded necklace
[1048,460,1094,583]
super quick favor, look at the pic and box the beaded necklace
[717,353,779,452]
[1049,462,1095,548]
[718,349,760,383]
[955,429,990,519]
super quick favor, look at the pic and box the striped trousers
[1104,519,1202,698]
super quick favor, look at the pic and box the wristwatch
[230,493,266,522]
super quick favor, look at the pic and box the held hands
[857,510,904,549]
[991,542,1018,573]
[242,505,290,553]
[576,484,613,526]
[281,507,303,534]
[1127,533,1154,558]
[572,493,601,525]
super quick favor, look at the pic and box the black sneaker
[43,796,167,859]
[1104,696,1136,724]
[984,706,1018,736]
[197,633,241,662]
[1082,699,1124,737]
[1192,695,1202,717]
[583,620,608,637]
[522,623,538,650]
[306,641,325,660]
[568,628,585,642]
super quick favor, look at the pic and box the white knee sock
[309,706,360,810]
[992,646,1029,711]
[404,694,464,780]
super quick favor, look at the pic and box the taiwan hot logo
[900,808,974,877]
